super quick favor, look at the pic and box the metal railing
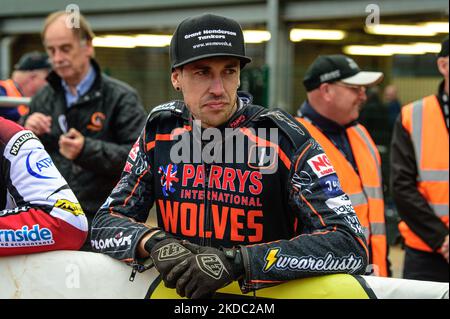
[0,96,31,107]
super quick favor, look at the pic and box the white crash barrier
[0,251,448,299]
[362,275,449,299]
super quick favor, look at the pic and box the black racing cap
[14,51,51,71]
[303,54,384,92]
[438,36,449,58]
[170,13,252,70]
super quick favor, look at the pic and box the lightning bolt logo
[263,248,280,272]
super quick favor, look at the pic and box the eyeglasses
[333,82,366,94]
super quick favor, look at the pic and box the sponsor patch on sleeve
[128,140,139,162]
[325,194,356,215]
[343,215,365,235]
[123,161,133,173]
[262,248,363,274]
[307,153,335,178]
[319,175,344,197]
[0,224,55,248]
[9,132,38,156]
[54,199,84,216]
[90,230,133,252]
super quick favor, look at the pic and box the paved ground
[389,244,405,278]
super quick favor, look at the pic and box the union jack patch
[158,164,179,196]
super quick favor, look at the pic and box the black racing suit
[92,98,368,292]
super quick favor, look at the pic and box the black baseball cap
[303,54,384,92]
[170,13,252,70]
[14,51,51,71]
[438,36,449,58]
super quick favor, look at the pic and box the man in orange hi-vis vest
[391,36,449,283]
[0,51,50,122]
[296,54,389,277]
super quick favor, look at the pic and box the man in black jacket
[23,11,146,250]
[390,36,449,282]
[92,13,368,298]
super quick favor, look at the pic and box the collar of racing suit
[185,91,258,131]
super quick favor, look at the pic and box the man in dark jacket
[92,13,368,299]
[390,36,449,282]
[23,11,146,250]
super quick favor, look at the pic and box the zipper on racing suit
[129,259,154,282]
[202,161,212,247]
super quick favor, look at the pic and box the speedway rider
[91,13,369,298]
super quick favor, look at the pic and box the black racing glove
[147,231,194,288]
[165,241,245,299]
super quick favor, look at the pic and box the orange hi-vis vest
[297,117,388,277]
[399,95,449,252]
[0,79,29,116]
